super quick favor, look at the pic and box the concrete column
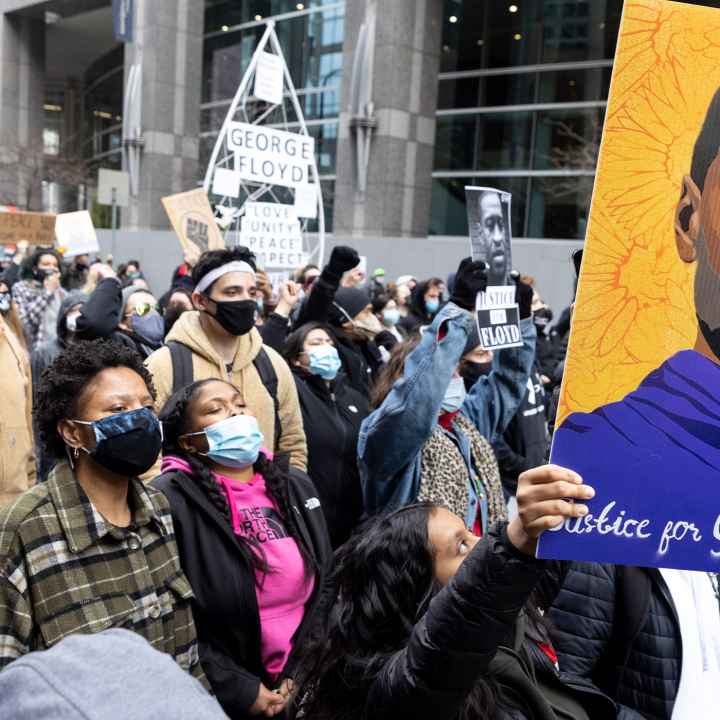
[333,0,443,239]
[124,0,203,230]
[0,11,45,209]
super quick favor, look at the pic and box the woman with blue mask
[0,339,205,680]
[154,379,331,720]
[360,257,537,537]
[399,277,445,335]
[283,323,370,547]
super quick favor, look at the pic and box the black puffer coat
[550,562,681,720]
[360,525,614,720]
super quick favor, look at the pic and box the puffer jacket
[359,525,614,720]
[146,311,307,471]
[550,562,681,720]
[0,315,35,507]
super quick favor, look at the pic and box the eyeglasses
[129,302,159,317]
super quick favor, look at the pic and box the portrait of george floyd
[466,186,512,286]
[538,0,720,571]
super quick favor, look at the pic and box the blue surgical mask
[195,414,264,469]
[307,345,341,381]
[426,298,440,314]
[441,376,467,413]
[383,308,400,326]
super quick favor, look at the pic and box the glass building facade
[201,0,344,231]
[431,0,624,240]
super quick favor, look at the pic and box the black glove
[450,257,488,311]
[513,273,533,320]
[323,246,360,283]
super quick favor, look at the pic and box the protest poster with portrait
[466,186,520,350]
[537,0,720,572]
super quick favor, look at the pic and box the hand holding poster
[537,0,720,572]
[162,188,226,255]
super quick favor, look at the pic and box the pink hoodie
[162,455,314,678]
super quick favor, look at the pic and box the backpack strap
[253,348,282,448]
[168,341,194,395]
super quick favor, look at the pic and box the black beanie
[331,287,371,324]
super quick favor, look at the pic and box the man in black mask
[145,247,307,472]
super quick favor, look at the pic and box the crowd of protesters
[0,237,708,720]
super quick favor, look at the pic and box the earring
[73,447,80,459]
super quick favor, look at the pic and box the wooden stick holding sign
[161,188,226,257]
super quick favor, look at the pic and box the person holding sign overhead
[358,258,535,535]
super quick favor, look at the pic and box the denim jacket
[358,301,536,525]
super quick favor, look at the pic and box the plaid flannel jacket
[0,461,205,684]
[11,280,65,348]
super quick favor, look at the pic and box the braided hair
[159,379,315,579]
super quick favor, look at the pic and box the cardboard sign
[55,211,99,257]
[239,202,305,269]
[0,210,56,246]
[212,168,242,199]
[162,188,226,254]
[537,0,720,572]
[475,286,522,350]
[466,186,512,286]
[227,122,314,189]
[253,51,284,105]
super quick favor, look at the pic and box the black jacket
[153,467,332,719]
[493,366,548,495]
[291,368,369,547]
[550,562,681,720]
[361,525,613,720]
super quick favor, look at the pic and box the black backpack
[167,341,282,445]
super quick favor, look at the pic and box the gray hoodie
[0,629,228,719]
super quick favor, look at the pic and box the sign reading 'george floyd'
[537,0,720,572]
[226,122,315,189]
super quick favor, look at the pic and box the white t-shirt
[659,569,720,718]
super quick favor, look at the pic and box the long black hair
[159,379,315,579]
[294,503,502,720]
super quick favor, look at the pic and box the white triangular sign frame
[202,21,325,270]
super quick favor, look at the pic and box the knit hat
[0,629,227,719]
[463,322,481,357]
[331,287,371,324]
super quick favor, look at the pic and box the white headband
[194,261,256,295]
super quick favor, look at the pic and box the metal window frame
[438,59,613,81]
[437,100,607,117]
[204,1,345,39]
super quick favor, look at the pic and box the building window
[432,0,622,239]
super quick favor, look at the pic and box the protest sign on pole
[0,210,56,246]
[466,186,519,351]
[55,211,100,258]
[202,20,324,279]
[537,0,720,572]
[162,188,226,256]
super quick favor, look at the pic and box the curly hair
[35,339,156,461]
[191,246,257,293]
[159,379,315,579]
[20,247,63,281]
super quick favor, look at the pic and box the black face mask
[33,268,54,283]
[533,307,553,330]
[73,408,162,477]
[207,298,256,336]
[461,361,493,391]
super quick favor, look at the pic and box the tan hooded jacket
[145,311,307,471]
[0,315,35,507]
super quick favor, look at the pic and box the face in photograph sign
[466,186,512,287]
[537,0,720,572]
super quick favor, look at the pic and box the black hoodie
[399,279,440,335]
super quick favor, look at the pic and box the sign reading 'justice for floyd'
[538,0,720,572]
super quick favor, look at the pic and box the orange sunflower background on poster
[556,0,720,428]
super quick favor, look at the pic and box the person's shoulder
[145,343,171,370]
[262,344,293,379]
[0,485,53,557]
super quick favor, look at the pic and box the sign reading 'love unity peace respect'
[537,0,720,572]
